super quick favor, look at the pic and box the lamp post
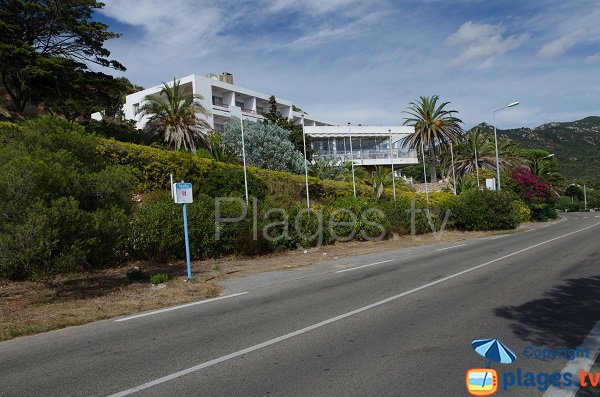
[474,139,480,188]
[450,142,457,195]
[239,116,249,205]
[389,129,397,201]
[421,140,429,205]
[348,122,356,197]
[584,183,587,210]
[493,101,519,191]
[301,114,310,209]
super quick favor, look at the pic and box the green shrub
[530,203,558,222]
[150,273,171,284]
[514,200,531,223]
[451,190,520,231]
[0,117,135,279]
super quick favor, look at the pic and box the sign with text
[174,182,193,204]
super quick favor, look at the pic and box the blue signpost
[173,181,193,280]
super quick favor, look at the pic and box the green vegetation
[487,117,600,184]
[222,117,305,174]
[0,0,125,117]
[150,273,171,285]
[0,116,534,280]
[140,79,211,153]
[402,95,463,183]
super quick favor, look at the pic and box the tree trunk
[429,144,437,183]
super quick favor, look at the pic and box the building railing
[313,149,417,161]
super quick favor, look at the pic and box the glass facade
[311,136,415,161]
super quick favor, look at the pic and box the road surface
[1,213,600,396]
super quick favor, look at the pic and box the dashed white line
[543,320,600,397]
[115,292,249,322]
[435,243,467,251]
[108,221,600,397]
[335,259,393,273]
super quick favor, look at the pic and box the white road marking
[335,259,393,273]
[114,292,249,322]
[595,216,600,218]
[543,320,600,397]
[583,217,590,219]
[108,221,600,397]
[434,243,467,251]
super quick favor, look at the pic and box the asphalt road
[1,213,600,397]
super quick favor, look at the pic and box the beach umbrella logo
[471,338,517,367]
[466,339,516,396]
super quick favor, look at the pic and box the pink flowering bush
[507,167,556,221]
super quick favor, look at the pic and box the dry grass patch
[1,228,506,342]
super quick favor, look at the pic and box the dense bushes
[451,190,521,231]
[0,118,136,279]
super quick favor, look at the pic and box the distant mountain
[472,116,600,180]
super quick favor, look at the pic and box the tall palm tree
[402,96,463,183]
[140,79,211,153]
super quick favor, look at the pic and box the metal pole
[182,203,192,280]
[450,142,457,195]
[421,140,429,205]
[389,129,396,201]
[348,122,356,197]
[301,115,310,209]
[474,143,480,188]
[584,183,587,210]
[493,111,501,191]
[239,116,249,204]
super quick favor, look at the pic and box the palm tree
[140,79,211,153]
[402,96,463,183]
[371,166,393,198]
[443,128,526,179]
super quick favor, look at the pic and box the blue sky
[95,0,600,128]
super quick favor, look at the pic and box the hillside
[473,116,600,180]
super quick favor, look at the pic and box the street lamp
[301,114,310,209]
[450,142,457,195]
[421,140,429,205]
[389,129,397,201]
[493,101,519,191]
[348,122,356,197]
[239,116,249,204]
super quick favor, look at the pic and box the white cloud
[538,28,587,58]
[584,52,600,64]
[266,0,365,14]
[446,21,530,67]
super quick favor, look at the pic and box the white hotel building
[103,72,418,168]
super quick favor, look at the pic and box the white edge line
[108,221,600,397]
[434,243,467,251]
[543,319,600,397]
[335,259,393,273]
[114,292,249,322]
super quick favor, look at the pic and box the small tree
[222,118,304,174]
[263,95,313,158]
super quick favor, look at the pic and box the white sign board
[173,182,193,204]
[485,178,496,190]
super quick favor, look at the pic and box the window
[212,96,224,106]
[214,123,224,132]
[257,106,264,114]
[133,103,140,115]
[235,101,245,109]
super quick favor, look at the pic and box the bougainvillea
[509,166,553,205]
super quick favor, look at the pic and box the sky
[94,0,600,129]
